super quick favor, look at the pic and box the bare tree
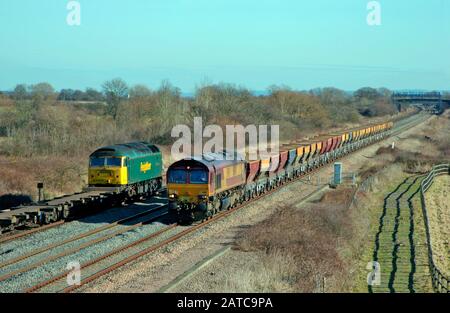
[129,84,152,98]
[102,78,129,119]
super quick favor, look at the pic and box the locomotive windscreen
[168,169,187,184]
[189,170,208,184]
[168,169,208,184]
[89,157,122,167]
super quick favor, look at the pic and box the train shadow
[73,194,173,226]
[0,194,32,211]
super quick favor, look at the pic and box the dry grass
[0,156,86,208]
[233,187,360,292]
[223,249,298,292]
[317,187,356,205]
[229,144,438,293]
[230,161,418,293]
[375,146,434,174]
[418,113,450,156]
[424,175,450,277]
[371,113,450,174]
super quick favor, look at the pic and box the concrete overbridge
[392,91,450,114]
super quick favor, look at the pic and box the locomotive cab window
[90,157,105,167]
[168,169,187,184]
[106,157,122,167]
[189,169,208,184]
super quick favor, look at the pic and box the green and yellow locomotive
[88,142,163,197]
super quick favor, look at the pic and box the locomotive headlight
[198,195,207,200]
[169,194,177,199]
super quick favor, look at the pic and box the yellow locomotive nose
[88,168,126,186]
[167,183,209,204]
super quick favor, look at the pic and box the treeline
[0,79,399,158]
[6,83,105,102]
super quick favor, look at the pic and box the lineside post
[37,182,44,202]
[334,162,343,186]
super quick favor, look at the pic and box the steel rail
[0,205,168,270]
[24,223,178,293]
[0,221,66,245]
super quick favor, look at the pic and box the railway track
[0,205,168,279]
[0,187,168,237]
[0,203,170,292]
[0,220,66,245]
[0,112,430,293]
[0,188,167,243]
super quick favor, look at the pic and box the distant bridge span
[392,91,449,114]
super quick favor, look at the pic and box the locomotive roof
[169,151,245,171]
[90,142,160,158]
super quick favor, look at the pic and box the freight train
[0,121,400,234]
[167,121,394,224]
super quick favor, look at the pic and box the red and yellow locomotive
[167,152,246,223]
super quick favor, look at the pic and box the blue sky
[0,0,449,92]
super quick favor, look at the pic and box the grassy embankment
[423,175,450,278]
